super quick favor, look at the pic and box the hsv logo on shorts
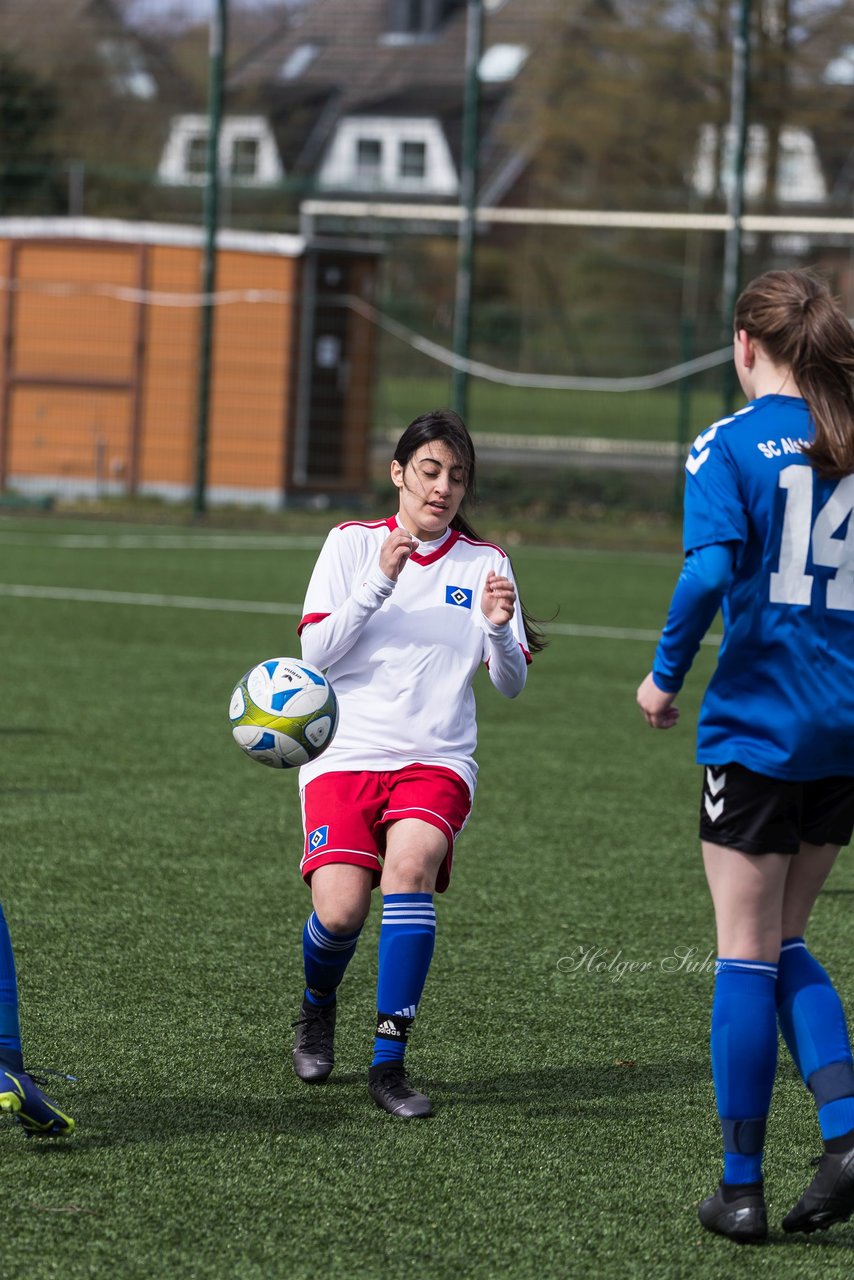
[445,585,473,609]
[308,825,329,852]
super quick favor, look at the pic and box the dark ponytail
[734,269,854,478]
[393,409,548,653]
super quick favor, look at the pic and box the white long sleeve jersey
[297,516,531,795]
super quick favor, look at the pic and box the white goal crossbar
[300,200,854,236]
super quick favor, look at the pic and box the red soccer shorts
[300,763,472,893]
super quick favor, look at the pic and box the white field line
[0,531,325,551]
[0,530,682,564]
[0,583,302,616]
[0,582,722,646]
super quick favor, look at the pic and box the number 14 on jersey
[771,465,854,609]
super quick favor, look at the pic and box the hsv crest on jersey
[445,585,473,608]
[309,825,329,851]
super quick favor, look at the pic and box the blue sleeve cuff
[651,669,683,694]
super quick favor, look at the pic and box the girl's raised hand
[380,527,418,580]
[482,571,516,625]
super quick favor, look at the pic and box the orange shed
[0,218,380,507]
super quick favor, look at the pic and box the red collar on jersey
[384,515,461,565]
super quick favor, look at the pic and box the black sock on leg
[720,1180,763,1203]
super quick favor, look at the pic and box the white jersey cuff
[355,565,396,608]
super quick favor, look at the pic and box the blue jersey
[683,394,854,780]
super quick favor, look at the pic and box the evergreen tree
[0,52,61,213]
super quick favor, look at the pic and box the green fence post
[193,0,227,517]
[721,0,751,415]
[451,0,483,422]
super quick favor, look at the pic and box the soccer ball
[229,657,338,768]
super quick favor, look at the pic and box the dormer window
[400,140,426,180]
[692,124,826,204]
[231,136,261,180]
[318,116,457,195]
[185,135,209,177]
[356,138,383,182]
[158,115,284,186]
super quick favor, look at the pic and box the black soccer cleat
[292,997,336,1083]
[698,1182,768,1244]
[368,1064,432,1119]
[783,1147,854,1234]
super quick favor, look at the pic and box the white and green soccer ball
[229,658,339,768]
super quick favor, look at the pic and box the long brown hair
[734,268,854,478]
[393,409,548,653]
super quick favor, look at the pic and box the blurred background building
[1,0,853,513]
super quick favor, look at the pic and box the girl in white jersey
[291,410,545,1118]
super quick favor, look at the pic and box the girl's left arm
[483,617,528,698]
[637,541,735,729]
[481,568,529,698]
[651,541,735,692]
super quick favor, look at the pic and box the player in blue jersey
[290,410,546,1118]
[0,904,74,1137]
[637,269,854,1242]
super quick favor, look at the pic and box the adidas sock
[711,958,778,1186]
[0,904,22,1072]
[302,912,361,1008]
[372,893,436,1068]
[776,936,854,1142]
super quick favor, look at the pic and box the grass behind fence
[0,515,851,1279]
[375,376,726,443]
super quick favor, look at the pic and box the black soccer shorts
[698,762,854,855]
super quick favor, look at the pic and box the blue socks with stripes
[777,936,854,1145]
[301,912,361,1008]
[303,895,437,1067]
[711,958,778,1186]
[0,904,23,1072]
[711,941,854,1185]
[372,893,436,1068]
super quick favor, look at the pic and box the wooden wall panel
[13,244,139,382]
[9,386,130,483]
[138,245,200,488]
[0,229,375,503]
[206,251,295,492]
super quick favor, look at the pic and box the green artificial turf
[1,515,852,1279]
